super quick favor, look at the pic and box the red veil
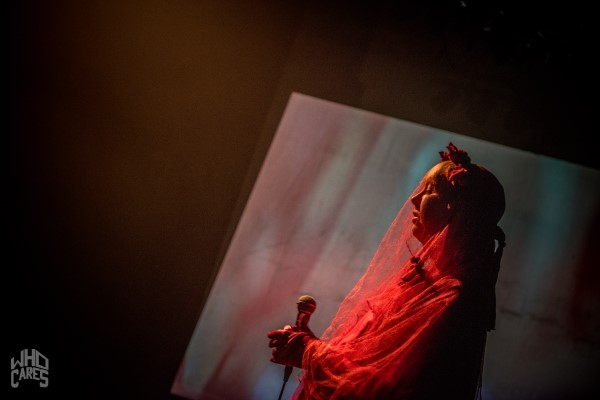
[292,153,506,400]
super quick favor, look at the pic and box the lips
[412,210,419,225]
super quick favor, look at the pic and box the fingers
[267,327,293,348]
[270,337,305,368]
[267,325,294,338]
[270,344,293,365]
[267,325,296,344]
[268,335,284,349]
[267,330,283,339]
[270,353,284,365]
[267,325,305,364]
[271,347,288,365]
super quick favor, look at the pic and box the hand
[267,325,316,368]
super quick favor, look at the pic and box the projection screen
[172,92,599,400]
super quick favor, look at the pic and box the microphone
[295,295,317,333]
[278,295,317,400]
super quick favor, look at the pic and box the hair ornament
[439,142,471,166]
[439,142,472,188]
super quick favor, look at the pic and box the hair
[434,159,505,237]
[436,156,506,332]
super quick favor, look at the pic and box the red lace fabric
[292,165,504,400]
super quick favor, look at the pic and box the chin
[412,226,425,243]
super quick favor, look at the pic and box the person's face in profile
[410,163,452,244]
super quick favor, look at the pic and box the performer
[268,143,506,399]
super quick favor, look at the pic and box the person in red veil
[268,143,506,400]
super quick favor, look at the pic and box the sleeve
[294,277,465,400]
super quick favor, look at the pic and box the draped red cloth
[291,171,503,400]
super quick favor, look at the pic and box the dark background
[10,0,596,398]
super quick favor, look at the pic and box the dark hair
[438,146,506,332]
[438,143,505,232]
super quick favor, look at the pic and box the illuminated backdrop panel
[172,93,599,400]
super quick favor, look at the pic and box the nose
[411,190,423,209]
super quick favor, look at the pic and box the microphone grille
[297,295,317,314]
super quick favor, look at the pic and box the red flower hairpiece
[439,142,471,166]
[439,142,472,187]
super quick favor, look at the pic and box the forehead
[422,163,447,185]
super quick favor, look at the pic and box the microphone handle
[296,312,309,331]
